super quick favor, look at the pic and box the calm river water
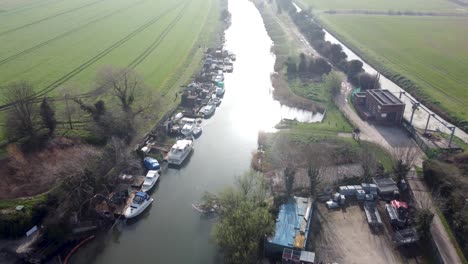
[71,0,322,263]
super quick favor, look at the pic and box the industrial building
[265,197,314,259]
[353,89,406,125]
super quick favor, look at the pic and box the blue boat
[144,157,160,170]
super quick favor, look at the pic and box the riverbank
[254,0,351,134]
[0,1,230,262]
[67,0,325,262]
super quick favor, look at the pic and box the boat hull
[124,198,154,219]
[168,148,192,166]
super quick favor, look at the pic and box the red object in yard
[391,200,408,209]
[63,235,95,264]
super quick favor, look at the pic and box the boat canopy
[144,157,160,170]
[136,192,147,198]
[134,192,147,203]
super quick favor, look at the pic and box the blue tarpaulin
[266,197,313,256]
[144,157,160,170]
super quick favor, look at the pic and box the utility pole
[448,126,456,148]
[424,114,435,134]
[409,102,419,126]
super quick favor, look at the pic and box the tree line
[1,67,156,151]
[286,7,381,90]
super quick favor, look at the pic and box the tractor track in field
[0,0,106,37]
[31,1,187,99]
[0,0,149,67]
[128,0,192,69]
[376,51,468,106]
[0,0,62,17]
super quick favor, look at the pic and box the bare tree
[2,82,39,141]
[269,134,299,169]
[307,165,321,198]
[284,165,295,196]
[40,98,56,136]
[360,145,378,182]
[303,143,329,197]
[97,67,156,116]
[392,145,418,181]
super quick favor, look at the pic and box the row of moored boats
[126,48,235,219]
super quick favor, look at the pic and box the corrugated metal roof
[267,197,313,250]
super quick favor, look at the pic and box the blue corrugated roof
[268,197,313,249]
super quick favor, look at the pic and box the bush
[0,212,32,238]
[423,158,468,259]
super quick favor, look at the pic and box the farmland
[297,0,464,12]
[0,0,223,142]
[318,15,468,122]
[0,0,221,110]
[295,0,468,128]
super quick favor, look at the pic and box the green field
[318,15,468,121]
[0,0,222,141]
[0,0,220,102]
[297,0,463,12]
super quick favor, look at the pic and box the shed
[373,177,398,198]
[265,197,314,257]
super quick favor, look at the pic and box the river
[292,2,468,142]
[70,0,322,263]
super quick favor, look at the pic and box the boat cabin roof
[181,117,195,124]
[172,140,192,150]
[146,170,158,178]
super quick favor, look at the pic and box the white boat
[167,139,193,166]
[214,74,224,82]
[124,192,153,219]
[216,87,225,97]
[180,119,196,136]
[193,124,202,138]
[210,97,222,106]
[141,170,160,192]
[202,104,216,117]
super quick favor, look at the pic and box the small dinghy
[192,203,217,214]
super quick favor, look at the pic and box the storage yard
[315,180,426,263]
[316,203,405,264]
